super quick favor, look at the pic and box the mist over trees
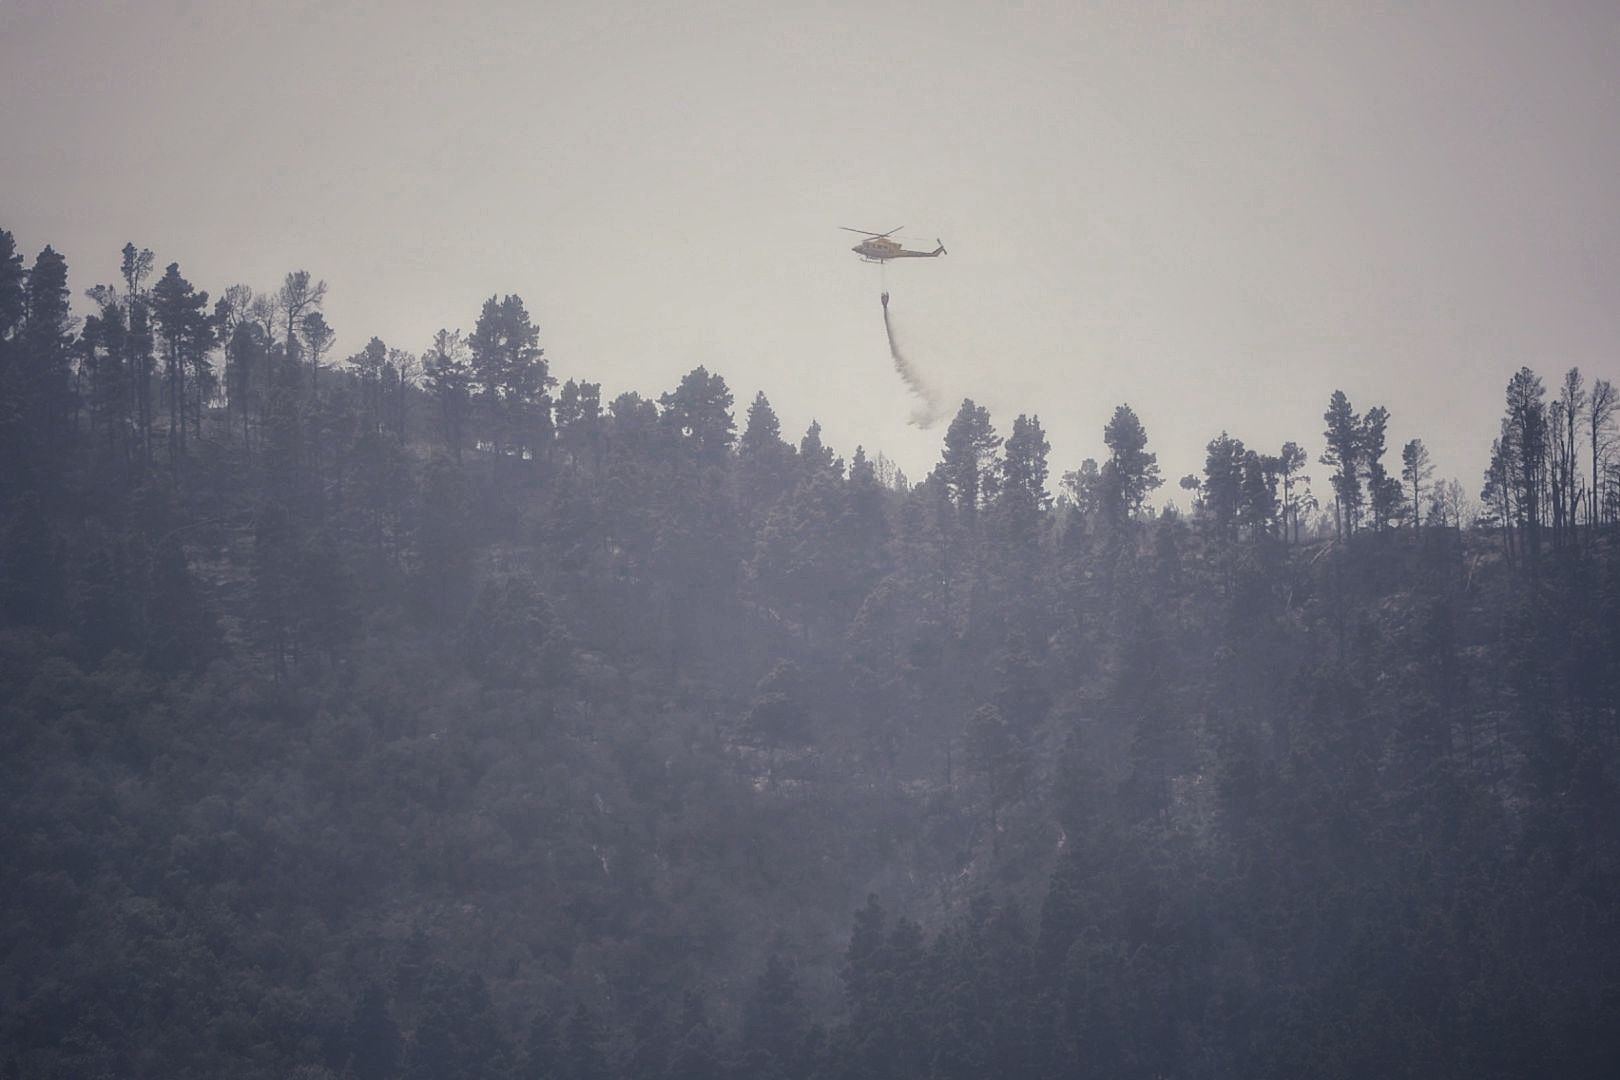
[4,228,1620,1078]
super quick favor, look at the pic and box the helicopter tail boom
[889,241,947,259]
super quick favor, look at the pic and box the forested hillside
[3,230,1620,1079]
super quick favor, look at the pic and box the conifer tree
[1279,440,1309,542]
[1557,367,1586,538]
[1001,413,1051,510]
[1503,367,1548,560]
[143,538,219,676]
[966,704,1029,837]
[79,289,132,466]
[845,445,890,578]
[0,229,23,351]
[20,245,75,463]
[939,399,1000,517]
[663,992,723,1080]
[738,390,796,514]
[520,1011,561,1080]
[0,231,25,493]
[562,1003,611,1080]
[151,262,213,465]
[1321,389,1362,537]
[741,954,805,1070]
[224,319,269,451]
[301,310,335,393]
[1402,438,1434,532]
[276,269,327,380]
[797,418,837,477]
[658,365,733,466]
[346,983,401,1080]
[745,659,813,779]
[1100,403,1161,520]
[998,413,1051,557]
[1362,405,1402,531]
[554,378,603,471]
[120,244,158,467]
[1240,449,1280,541]
[1202,432,1246,537]
[423,328,472,461]
[842,893,888,1016]
[469,293,552,463]
[1588,377,1615,527]
[70,533,140,661]
[1061,458,1104,519]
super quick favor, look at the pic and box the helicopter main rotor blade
[840,226,905,237]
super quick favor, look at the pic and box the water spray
[880,290,946,428]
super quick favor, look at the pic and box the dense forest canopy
[3,229,1620,1079]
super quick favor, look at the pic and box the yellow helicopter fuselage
[851,236,946,262]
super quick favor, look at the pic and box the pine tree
[751,463,857,634]
[0,231,26,492]
[1362,405,1402,531]
[150,262,213,467]
[842,893,888,1016]
[554,378,603,472]
[738,390,796,515]
[229,317,272,445]
[1001,413,1051,509]
[966,704,1030,837]
[0,230,23,351]
[658,365,733,467]
[346,983,401,1080]
[1504,367,1549,562]
[276,269,327,385]
[302,310,335,392]
[144,539,219,676]
[1202,432,1246,537]
[562,1003,611,1080]
[1240,449,1280,541]
[741,954,805,1070]
[79,289,132,469]
[469,293,552,463]
[998,414,1051,559]
[0,491,65,626]
[520,1011,562,1080]
[20,245,76,466]
[939,399,1001,518]
[414,456,473,620]
[1402,438,1434,533]
[845,445,891,583]
[70,533,140,661]
[1557,368,1586,539]
[349,336,390,431]
[1321,389,1362,537]
[1100,403,1161,520]
[423,328,472,461]
[1061,458,1105,521]
[797,419,837,477]
[460,572,568,691]
[120,245,158,467]
[1279,440,1309,542]
[403,1006,455,1080]
[663,992,723,1080]
[1588,377,1615,528]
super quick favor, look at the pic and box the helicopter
[842,226,947,263]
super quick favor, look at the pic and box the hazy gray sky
[4,0,1619,495]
